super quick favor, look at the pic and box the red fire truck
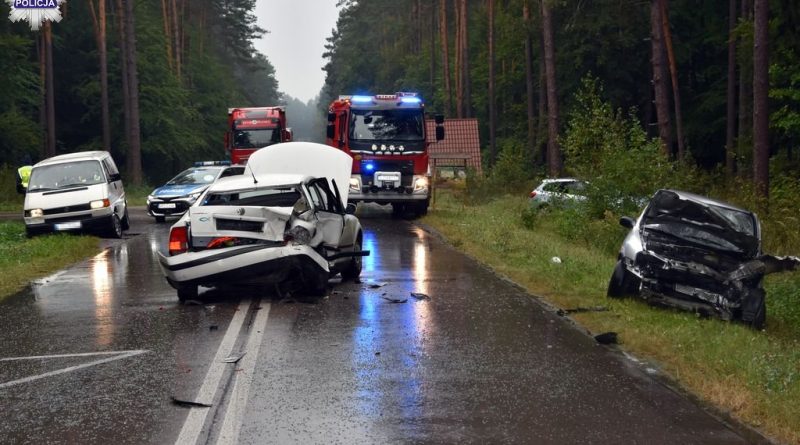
[224,107,292,164]
[326,92,444,216]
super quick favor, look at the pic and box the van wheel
[121,208,130,231]
[177,284,198,303]
[107,214,123,239]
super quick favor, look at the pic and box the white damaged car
[158,142,369,302]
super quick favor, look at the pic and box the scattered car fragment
[158,142,370,302]
[608,189,800,329]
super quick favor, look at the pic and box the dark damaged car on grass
[608,189,800,329]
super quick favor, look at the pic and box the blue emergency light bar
[194,161,231,167]
[401,97,422,104]
[364,162,375,172]
[351,96,373,103]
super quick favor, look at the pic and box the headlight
[90,199,110,209]
[147,194,156,203]
[29,208,44,218]
[349,177,361,192]
[413,176,429,192]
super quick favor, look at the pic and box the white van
[23,151,129,238]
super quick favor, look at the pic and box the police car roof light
[194,160,231,167]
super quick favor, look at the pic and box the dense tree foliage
[321,0,800,189]
[0,0,280,184]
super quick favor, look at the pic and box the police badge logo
[6,0,66,31]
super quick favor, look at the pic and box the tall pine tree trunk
[171,0,181,80]
[659,0,685,160]
[752,0,769,198]
[460,0,471,118]
[454,0,463,117]
[88,0,111,152]
[115,0,131,160]
[487,0,496,165]
[725,0,737,175]
[44,22,56,158]
[122,0,142,185]
[737,0,752,172]
[651,0,671,156]
[541,0,561,177]
[523,1,537,166]
[438,0,452,116]
[160,0,173,73]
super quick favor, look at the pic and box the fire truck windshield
[233,129,281,148]
[349,109,424,142]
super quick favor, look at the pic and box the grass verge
[423,192,800,444]
[0,222,101,301]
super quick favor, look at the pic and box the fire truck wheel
[415,199,430,216]
[391,203,406,217]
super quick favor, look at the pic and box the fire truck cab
[326,92,444,216]
[225,107,292,165]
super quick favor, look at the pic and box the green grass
[0,222,101,300]
[423,192,800,444]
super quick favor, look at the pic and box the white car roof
[34,150,110,167]
[245,142,353,203]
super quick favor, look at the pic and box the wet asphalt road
[0,207,757,444]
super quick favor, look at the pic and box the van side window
[101,160,113,181]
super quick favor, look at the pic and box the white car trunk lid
[188,206,291,241]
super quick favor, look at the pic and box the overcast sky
[254,1,341,103]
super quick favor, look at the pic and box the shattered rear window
[203,186,301,207]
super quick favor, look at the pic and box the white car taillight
[169,226,189,256]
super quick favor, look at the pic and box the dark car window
[168,168,222,185]
[204,186,300,207]
[220,167,245,178]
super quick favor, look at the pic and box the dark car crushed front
[608,189,800,329]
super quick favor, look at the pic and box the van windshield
[28,160,106,191]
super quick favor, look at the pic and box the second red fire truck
[326,92,444,216]
[225,107,292,165]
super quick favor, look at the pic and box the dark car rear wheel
[607,260,640,298]
[177,284,198,303]
[741,287,766,330]
[341,237,363,281]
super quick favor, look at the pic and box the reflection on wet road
[0,207,756,444]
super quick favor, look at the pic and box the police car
[147,162,245,222]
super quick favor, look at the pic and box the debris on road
[594,332,618,345]
[222,352,246,363]
[382,296,408,304]
[171,397,212,408]
[556,306,608,316]
[551,256,562,264]
[410,292,430,301]
[368,282,388,289]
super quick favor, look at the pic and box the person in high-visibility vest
[16,165,32,194]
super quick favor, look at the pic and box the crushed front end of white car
[158,143,369,302]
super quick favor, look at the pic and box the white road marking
[175,299,252,445]
[216,303,271,445]
[0,350,148,390]
[0,350,146,361]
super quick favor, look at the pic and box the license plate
[159,203,177,209]
[54,222,81,231]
